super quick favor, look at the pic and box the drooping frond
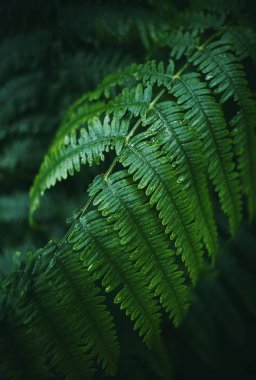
[43,243,119,375]
[119,134,204,283]
[0,242,120,379]
[144,101,218,255]
[90,171,189,325]
[69,210,161,346]
[5,248,95,380]
[190,41,256,218]
[169,72,242,234]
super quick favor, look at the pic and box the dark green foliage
[1,0,256,379]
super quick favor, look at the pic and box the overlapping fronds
[0,243,119,379]
[1,2,256,379]
[90,171,189,324]
[70,210,161,344]
[119,134,204,283]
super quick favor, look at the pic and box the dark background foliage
[0,0,256,379]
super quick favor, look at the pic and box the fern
[70,210,161,345]
[1,1,256,379]
[169,72,242,234]
[190,41,256,217]
[144,101,218,255]
[90,171,189,324]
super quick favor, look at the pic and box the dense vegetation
[0,0,256,379]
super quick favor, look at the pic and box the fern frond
[83,60,174,102]
[180,10,226,33]
[9,248,96,380]
[126,60,175,88]
[162,28,197,60]
[44,243,119,375]
[170,72,242,233]
[111,83,152,119]
[29,84,153,218]
[90,171,189,325]
[52,100,109,148]
[0,242,121,378]
[29,116,129,217]
[70,210,161,345]
[145,101,218,255]
[191,42,256,217]
[2,2,256,378]
[119,135,204,283]
[221,27,256,63]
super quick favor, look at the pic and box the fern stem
[104,157,119,180]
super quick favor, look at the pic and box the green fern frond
[43,243,120,375]
[52,100,109,148]
[180,10,226,33]
[0,242,120,379]
[162,29,198,60]
[29,116,129,217]
[7,251,95,380]
[70,210,161,345]
[221,27,256,62]
[144,101,218,255]
[191,42,256,217]
[126,60,175,88]
[119,134,204,283]
[2,2,256,378]
[82,60,174,102]
[90,171,189,325]
[170,72,242,234]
